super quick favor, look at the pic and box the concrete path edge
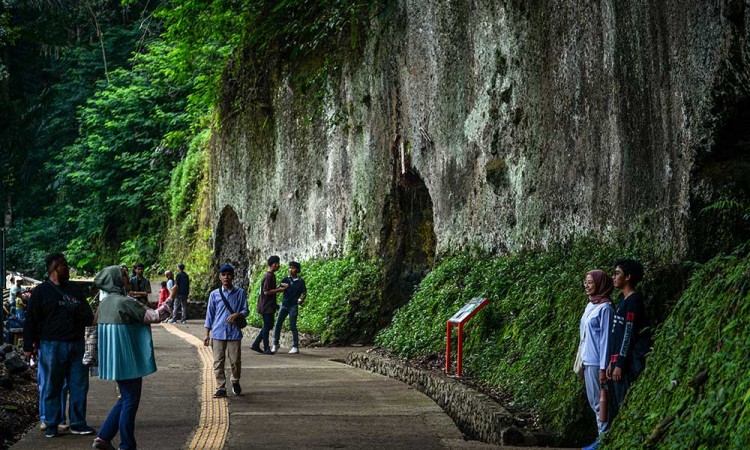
[345,351,542,447]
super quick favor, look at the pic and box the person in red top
[157,281,169,308]
[250,256,287,354]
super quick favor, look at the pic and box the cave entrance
[690,97,750,261]
[214,206,250,289]
[380,167,437,328]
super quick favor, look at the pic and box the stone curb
[345,351,536,447]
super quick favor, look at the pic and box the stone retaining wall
[345,351,536,447]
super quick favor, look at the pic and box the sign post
[445,297,489,377]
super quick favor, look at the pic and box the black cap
[218,264,235,273]
[289,261,301,271]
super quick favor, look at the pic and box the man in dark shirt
[170,263,190,324]
[607,258,650,421]
[128,262,151,307]
[272,261,307,354]
[251,256,287,354]
[23,253,95,438]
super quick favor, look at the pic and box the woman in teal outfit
[91,266,173,450]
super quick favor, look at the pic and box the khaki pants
[211,339,242,389]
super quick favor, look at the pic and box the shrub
[249,255,385,344]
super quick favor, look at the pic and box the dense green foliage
[1,0,231,277]
[605,244,750,449]
[375,237,680,441]
[2,0,378,280]
[3,0,164,276]
[249,256,385,344]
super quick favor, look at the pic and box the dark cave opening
[214,206,250,289]
[379,167,437,330]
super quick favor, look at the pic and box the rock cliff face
[209,0,749,279]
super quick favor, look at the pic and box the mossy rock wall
[209,1,749,273]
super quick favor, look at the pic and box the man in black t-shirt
[23,253,95,437]
[272,261,307,354]
[606,259,650,421]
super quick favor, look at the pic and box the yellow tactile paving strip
[161,323,228,450]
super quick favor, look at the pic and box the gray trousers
[211,339,241,389]
[172,295,188,320]
[584,365,609,434]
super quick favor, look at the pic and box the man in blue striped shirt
[204,264,248,398]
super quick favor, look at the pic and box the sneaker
[70,424,96,435]
[45,427,59,438]
[213,388,227,398]
[231,381,242,396]
[288,346,299,354]
[180,320,187,324]
[40,422,47,431]
[263,348,274,355]
[271,344,278,353]
[92,437,117,450]
[250,345,264,354]
[167,319,176,323]
[58,423,70,432]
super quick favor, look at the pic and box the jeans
[98,378,142,450]
[37,340,89,427]
[252,313,275,350]
[273,304,299,347]
[39,380,68,424]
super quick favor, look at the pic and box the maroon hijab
[586,269,613,304]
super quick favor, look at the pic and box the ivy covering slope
[374,237,749,446]
[605,245,750,449]
[374,237,683,443]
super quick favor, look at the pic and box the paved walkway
[12,321,504,449]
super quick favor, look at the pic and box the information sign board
[448,298,488,323]
[446,297,489,377]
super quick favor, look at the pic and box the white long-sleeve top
[580,301,613,370]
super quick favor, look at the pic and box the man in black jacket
[23,253,95,438]
[607,259,650,421]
